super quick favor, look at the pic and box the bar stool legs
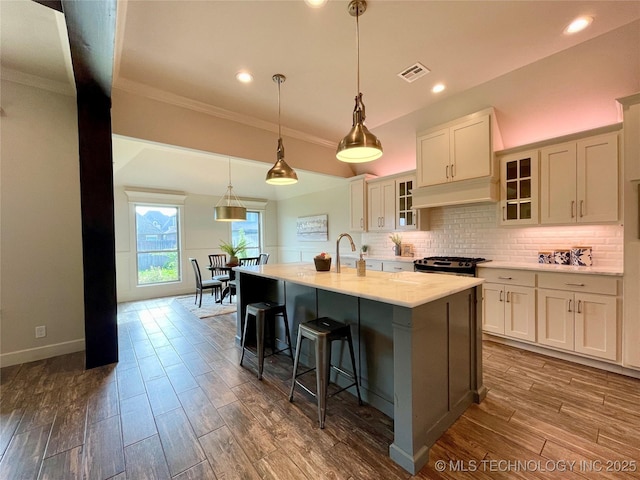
[240,302,293,380]
[289,317,362,429]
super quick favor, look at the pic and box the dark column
[60,0,118,368]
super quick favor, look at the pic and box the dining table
[206,265,235,304]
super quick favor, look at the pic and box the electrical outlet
[35,326,46,338]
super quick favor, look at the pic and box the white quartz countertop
[235,263,483,308]
[478,261,623,277]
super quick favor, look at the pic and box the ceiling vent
[397,62,430,83]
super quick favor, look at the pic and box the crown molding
[1,67,75,97]
[113,77,336,149]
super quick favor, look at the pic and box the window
[135,205,181,285]
[231,211,262,257]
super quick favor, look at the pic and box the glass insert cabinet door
[499,150,539,225]
[396,176,416,229]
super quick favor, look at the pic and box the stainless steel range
[413,256,488,276]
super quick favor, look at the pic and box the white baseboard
[0,339,85,367]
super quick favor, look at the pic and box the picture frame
[296,214,328,241]
[401,243,414,257]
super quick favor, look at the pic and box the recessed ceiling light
[564,15,593,34]
[432,83,445,93]
[235,71,253,83]
[304,0,328,7]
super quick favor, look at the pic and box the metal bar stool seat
[289,317,362,428]
[240,302,294,380]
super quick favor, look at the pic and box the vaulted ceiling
[3,0,639,200]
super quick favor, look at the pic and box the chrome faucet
[336,233,356,273]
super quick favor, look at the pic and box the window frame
[125,189,186,289]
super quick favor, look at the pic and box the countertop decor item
[389,233,402,256]
[314,252,332,271]
[336,0,383,163]
[266,74,298,185]
[538,252,553,264]
[571,246,593,266]
[553,249,571,265]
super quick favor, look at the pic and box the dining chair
[208,253,230,284]
[189,258,222,308]
[226,256,261,302]
[258,253,270,265]
[239,256,260,266]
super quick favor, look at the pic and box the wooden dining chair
[208,253,230,284]
[189,258,222,307]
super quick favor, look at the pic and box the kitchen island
[234,263,486,474]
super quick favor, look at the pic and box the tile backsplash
[362,203,623,268]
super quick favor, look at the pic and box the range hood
[411,176,499,209]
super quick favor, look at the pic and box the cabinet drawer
[383,261,414,272]
[478,268,536,287]
[363,259,383,271]
[538,273,618,295]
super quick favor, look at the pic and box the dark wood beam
[61,0,118,369]
[32,0,62,13]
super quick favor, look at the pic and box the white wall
[276,185,351,263]
[0,80,85,367]
[114,187,278,302]
[362,203,623,269]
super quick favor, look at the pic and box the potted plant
[219,238,248,266]
[361,245,369,256]
[389,233,402,256]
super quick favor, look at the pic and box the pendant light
[214,157,247,221]
[336,0,382,163]
[266,74,298,185]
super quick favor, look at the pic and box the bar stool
[289,317,362,429]
[240,302,294,380]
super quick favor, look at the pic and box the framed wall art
[296,214,328,241]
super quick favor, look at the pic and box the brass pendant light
[266,74,298,185]
[214,157,247,221]
[336,0,382,163]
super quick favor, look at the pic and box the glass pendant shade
[337,0,382,163]
[214,158,247,221]
[336,93,383,163]
[266,74,298,185]
[266,138,298,185]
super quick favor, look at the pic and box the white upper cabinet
[540,132,618,225]
[417,113,491,187]
[498,150,539,225]
[367,179,396,232]
[349,177,367,232]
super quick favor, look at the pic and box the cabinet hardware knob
[498,276,513,280]
[565,283,585,287]
[580,200,584,217]
[502,206,506,222]
[571,200,575,218]
[445,165,449,179]
[577,300,582,314]
[568,299,572,312]
[499,291,504,302]
[506,291,511,303]
[451,164,455,178]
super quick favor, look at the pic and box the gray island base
[235,263,487,474]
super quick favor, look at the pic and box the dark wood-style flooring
[1,296,639,479]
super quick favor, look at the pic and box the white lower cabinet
[538,289,617,361]
[537,273,619,361]
[382,260,413,272]
[480,268,621,363]
[480,269,536,342]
